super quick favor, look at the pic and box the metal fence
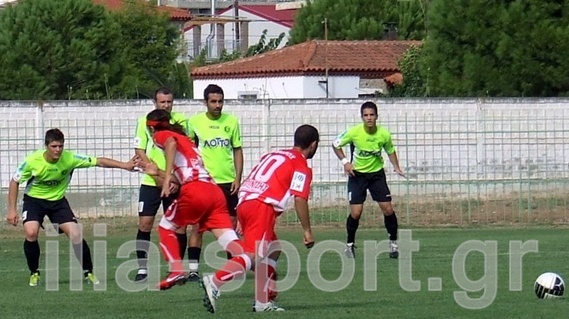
[1,98,569,227]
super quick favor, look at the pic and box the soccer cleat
[85,272,100,285]
[134,268,148,282]
[345,243,356,258]
[29,272,40,287]
[389,240,399,259]
[253,301,286,312]
[200,275,219,314]
[158,272,187,290]
[187,271,200,282]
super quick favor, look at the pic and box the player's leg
[369,169,398,259]
[187,225,203,282]
[345,172,367,258]
[218,183,239,258]
[21,196,44,286]
[135,185,161,282]
[162,193,187,263]
[156,199,188,290]
[53,198,99,284]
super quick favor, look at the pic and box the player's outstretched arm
[294,196,314,248]
[96,157,137,171]
[6,180,20,226]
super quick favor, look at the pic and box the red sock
[212,255,249,287]
[255,261,275,303]
[158,226,183,272]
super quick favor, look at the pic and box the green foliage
[0,0,190,100]
[388,44,428,97]
[289,0,427,44]
[245,30,285,57]
[422,0,569,97]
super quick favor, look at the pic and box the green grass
[0,226,567,319]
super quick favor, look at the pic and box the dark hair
[154,87,173,101]
[45,128,64,146]
[360,101,378,116]
[294,124,319,149]
[203,84,224,101]
[146,109,187,136]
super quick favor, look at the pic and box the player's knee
[24,230,39,242]
[138,217,154,232]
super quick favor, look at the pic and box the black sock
[24,240,40,274]
[384,213,398,241]
[188,247,201,272]
[176,233,188,260]
[72,240,93,273]
[226,251,233,260]
[346,215,360,244]
[136,230,151,269]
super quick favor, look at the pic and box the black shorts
[217,183,238,217]
[22,194,77,228]
[138,185,179,217]
[347,169,392,204]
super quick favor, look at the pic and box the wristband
[340,158,349,165]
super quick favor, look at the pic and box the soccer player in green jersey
[5,128,136,286]
[332,101,405,259]
[132,87,190,282]
[186,84,244,281]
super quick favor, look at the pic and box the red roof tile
[93,0,192,21]
[191,40,421,79]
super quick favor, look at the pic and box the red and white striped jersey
[238,148,312,212]
[152,130,213,185]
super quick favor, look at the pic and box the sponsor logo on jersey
[209,125,219,129]
[224,126,230,133]
[38,179,62,186]
[203,138,230,148]
[358,150,382,157]
[290,172,306,192]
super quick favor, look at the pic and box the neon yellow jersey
[333,123,396,173]
[134,111,189,186]
[188,112,242,183]
[12,150,97,201]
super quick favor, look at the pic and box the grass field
[0,222,567,319]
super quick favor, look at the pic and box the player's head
[153,87,174,113]
[294,124,319,159]
[203,84,224,119]
[360,101,378,128]
[146,109,187,136]
[44,128,65,161]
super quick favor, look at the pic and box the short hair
[294,124,319,149]
[146,109,187,136]
[45,128,64,146]
[203,84,224,101]
[154,87,173,101]
[360,101,378,116]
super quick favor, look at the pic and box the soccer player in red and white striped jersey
[201,124,319,313]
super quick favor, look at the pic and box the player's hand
[168,181,179,194]
[6,209,19,226]
[235,221,243,237]
[303,230,314,248]
[161,175,172,197]
[230,180,241,195]
[139,161,159,176]
[124,155,139,171]
[343,163,355,177]
[394,168,405,178]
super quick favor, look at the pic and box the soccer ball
[534,272,565,299]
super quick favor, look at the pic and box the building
[191,40,420,99]
[93,0,192,30]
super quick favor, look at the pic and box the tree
[388,44,428,97]
[421,0,569,97]
[0,0,124,100]
[289,0,427,44]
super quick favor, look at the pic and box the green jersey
[12,150,97,201]
[333,123,396,173]
[188,112,242,183]
[134,111,190,186]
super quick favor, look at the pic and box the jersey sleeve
[332,128,352,148]
[134,116,148,150]
[231,117,242,148]
[187,116,197,142]
[289,165,312,200]
[383,131,396,155]
[152,131,169,149]
[12,159,33,183]
[72,153,98,169]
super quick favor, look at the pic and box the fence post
[36,100,45,147]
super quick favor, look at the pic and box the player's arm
[231,147,243,193]
[96,157,137,171]
[332,130,354,176]
[384,133,404,177]
[134,117,151,163]
[160,136,177,197]
[294,196,314,248]
[6,179,20,226]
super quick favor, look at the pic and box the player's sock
[158,226,183,272]
[176,232,187,260]
[346,215,360,243]
[136,230,151,269]
[384,212,398,241]
[212,254,251,288]
[188,246,201,272]
[24,239,40,273]
[72,240,94,273]
[256,258,277,303]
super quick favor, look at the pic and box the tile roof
[238,4,297,28]
[191,40,421,79]
[93,0,192,21]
